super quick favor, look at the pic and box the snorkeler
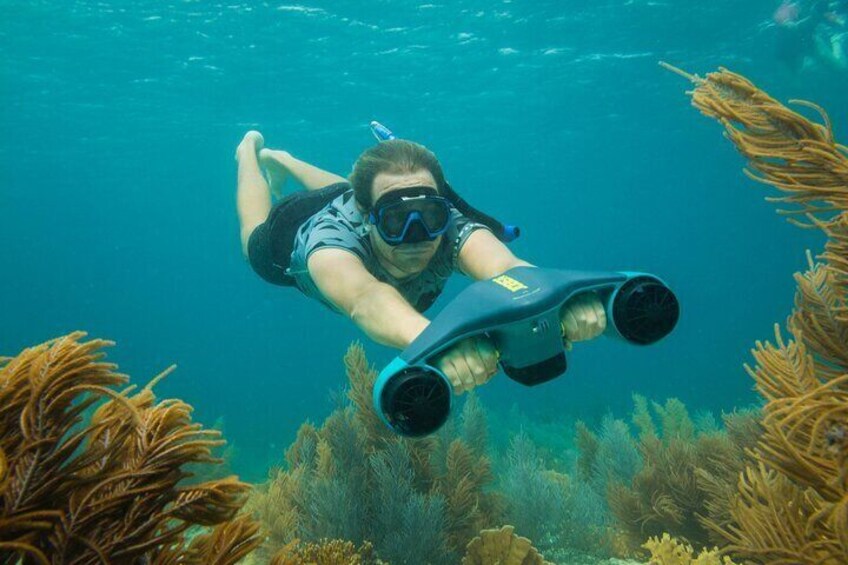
[773,0,821,71]
[773,0,847,70]
[235,130,606,395]
[815,0,848,69]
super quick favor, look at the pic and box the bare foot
[259,148,293,199]
[235,130,264,162]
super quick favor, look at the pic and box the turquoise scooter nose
[372,267,680,437]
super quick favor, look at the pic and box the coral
[178,515,264,564]
[555,417,639,555]
[368,440,449,563]
[574,420,600,482]
[242,465,303,550]
[573,401,760,557]
[692,411,720,435]
[692,412,762,542]
[460,392,489,455]
[590,416,642,496]
[631,395,656,443]
[498,432,569,549]
[247,343,502,564]
[651,399,695,441]
[461,525,554,565]
[185,415,239,485]
[494,404,578,472]
[344,343,395,453]
[605,397,754,552]
[666,65,848,564]
[499,428,616,556]
[642,533,738,565]
[561,477,614,555]
[0,332,261,564]
[423,393,503,551]
[269,539,383,565]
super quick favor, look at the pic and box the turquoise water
[1,1,844,480]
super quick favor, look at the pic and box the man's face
[369,170,442,278]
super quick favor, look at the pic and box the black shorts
[247,182,350,286]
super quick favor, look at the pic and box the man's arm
[309,246,498,393]
[457,228,533,280]
[308,248,428,349]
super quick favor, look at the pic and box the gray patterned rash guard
[288,187,489,313]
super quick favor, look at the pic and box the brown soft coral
[666,64,848,564]
[0,332,261,564]
[248,343,502,562]
[461,525,553,565]
[606,398,757,551]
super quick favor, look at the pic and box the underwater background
[1,0,845,493]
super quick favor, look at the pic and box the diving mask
[369,186,451,246]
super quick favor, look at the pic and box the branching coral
[498,432,569,550]
[368,439,449,562]
[269,539,383,565]
[660,64,848,223]
[186,416,239,485]
[435,436,496,551]
[344,343,395,453]
[0,332,261,564]
[664,62,848,315]
[574,420,600,482]
[247,343,502,564]
[409,393,502,553]
[605,397,756,552]
[490,417,616,557]
[589,416,643,496]
[461,525,553,565]
[178,514,264,564]
[643,533,738,565]
[666,64,848,564]
[690,409,764,545]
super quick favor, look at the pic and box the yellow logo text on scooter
[492,275,528,292]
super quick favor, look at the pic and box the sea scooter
[371,266,679,437]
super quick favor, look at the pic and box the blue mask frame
[368,192,451,246]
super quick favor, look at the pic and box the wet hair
[349,139,447,210]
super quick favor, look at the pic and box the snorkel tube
[369,120,396,142]
[369,121,520,243]
[372,267,680,437]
